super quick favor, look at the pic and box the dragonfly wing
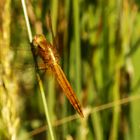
[51,63,84,117]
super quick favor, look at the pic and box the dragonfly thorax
[32,34,59,66]
[38,43,59,66]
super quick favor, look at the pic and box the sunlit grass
[1,0,140,140]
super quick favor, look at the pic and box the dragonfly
[31,13,84,117]
[32,34,83,117]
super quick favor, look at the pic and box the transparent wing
[46,11,58,49]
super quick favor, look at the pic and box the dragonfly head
[32,34,46,50]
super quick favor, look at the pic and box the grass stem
[21,0,55,139]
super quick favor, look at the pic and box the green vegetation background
[1,0,140,140]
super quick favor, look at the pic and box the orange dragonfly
[32,34,83,117]
[31,14,84,117]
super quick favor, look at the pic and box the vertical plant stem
[72,0,81,97]
[91,112,103,140]
[109,67,120,140]
[21,0,32,42]
[51,0,58,33]
[21,0,55,139]
[0,0,20,140]
[47,0,58,139]
[71,1,82,138]
[61,0,70,138]
[37,74,55,140]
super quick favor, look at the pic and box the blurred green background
[1,0,140,140]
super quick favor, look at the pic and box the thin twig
[21,0,32,42]
[21,0,55,140]
[27,94,140,137]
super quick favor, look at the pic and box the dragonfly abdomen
[51,63,84,117]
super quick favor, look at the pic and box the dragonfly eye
[33,34,45,44]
